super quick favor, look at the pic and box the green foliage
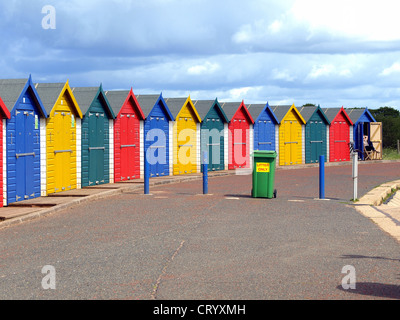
[370,107,400,149]
[382,148,400,160]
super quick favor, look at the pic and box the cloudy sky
[1,0,400,109]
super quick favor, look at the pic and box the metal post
[319,155,325,199]
[397,139,400,155]
[202,151,208,195]
[144,153,150,195]
[352,151,358,201]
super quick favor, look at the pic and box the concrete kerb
[353,179,400,243]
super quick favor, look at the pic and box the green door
[201,118,224,172]
[89,112,105,185]
[308,120,325,163]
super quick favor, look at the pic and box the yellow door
[47,102,77,194]
[175,116,197,175]
[280,117,302,166]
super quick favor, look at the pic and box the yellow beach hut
[164,96,201,176]
[271,104,306,166]
[35,81,83,195]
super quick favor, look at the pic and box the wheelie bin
[252,151,277,199]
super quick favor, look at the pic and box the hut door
[310,121,323,163]
[15,109,35,201]
[204,118,224,171]
[54,111,73,192]
[370,122,382,159]
[231,119,247,169]
[257,120,274,151]
[120,113,139,180]
[89,112,105,185]
[355,123,364,160]
[177,117,196,174]
[148,116,168,177]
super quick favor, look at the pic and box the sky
[1,0,400,110]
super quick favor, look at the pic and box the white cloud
[291,0,400,41]
[308,65,335,78]
[268,20,283,34]
[187,61,220,75]
[380,62,400,76]
[272,69,295,82]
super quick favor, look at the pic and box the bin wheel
[273,189,277,198]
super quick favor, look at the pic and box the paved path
[0,162,399,300]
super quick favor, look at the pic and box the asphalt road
[0,162,399,300]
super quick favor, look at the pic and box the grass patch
[382,187,400,204]
[382,148,400,160]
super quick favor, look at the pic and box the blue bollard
[319,155,325,199]
[144,154,150,195]
[202,151,208,195]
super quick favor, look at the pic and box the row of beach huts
[0,76,382,207]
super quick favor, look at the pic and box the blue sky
[1,0,400,110]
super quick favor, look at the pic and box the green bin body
[252,151,277,198]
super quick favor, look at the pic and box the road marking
[288,200,305,202]
[225,197,240,200]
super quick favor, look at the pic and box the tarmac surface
[0,161,399,300]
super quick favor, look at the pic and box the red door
[229,118,249,169]
[330,116,350,162]
[120,113,140,181]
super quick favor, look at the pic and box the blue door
[355,122,364,160]
[15,108,37,202]
[145,115,169,177]
[255,120,275,151]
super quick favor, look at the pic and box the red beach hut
[105,89,145,182]
[221,101,254,170]
[323,107,354,162]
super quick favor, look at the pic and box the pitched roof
[34,82,69,115]
[136,94,174,121]
[163,97,188,119]
[104,90,130,115]
[298,106,317,123]
[0,96,10,119]
[322,107,342,123]
[71,87,100,115]
[135,94,160,118]
[0,77,45,118]
[220,102,242,121]
[346,108,376,123]
[0,79,28,111]
[192,99,229,123]
[322,107,353,125]
[72,86,115,119]
[104,89,145,120]
[270,104,306,124]
[298,105,330,124]
[247,103,279,124]
[270,105,292,123]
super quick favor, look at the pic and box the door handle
[16,153,35,159]
[54,150,73,154]
[89,147,105,150]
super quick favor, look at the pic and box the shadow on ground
[337,283,400,299]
